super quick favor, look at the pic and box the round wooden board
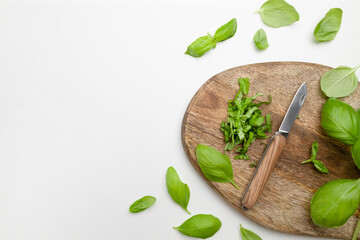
[181,62,360,239]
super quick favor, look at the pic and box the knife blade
[241,82,307,209]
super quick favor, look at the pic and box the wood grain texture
[242,134,286,209]
[181,62,360,239]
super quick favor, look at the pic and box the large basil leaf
[129,195,156,213]
[240,224,262,240]
[311,179,360,228]
[214,18,237,42]
[196,145,240,190]
[253,28,269,50]
[320,65,360,98]
[173,214,221,239]
[321,98,359,145]
[351,139,360,170]
[166,166,191,214]
[314,8,343,42]
[185,35,217,58]
[257,0,300,28]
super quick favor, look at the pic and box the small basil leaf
[312,160,329,174]
[314,8,343,42]
[173,214,221,239]
[129,195,156,213]
[214,18,237,42]
[310,141,318,160]
[253,28,269,50]
[351,139,360,170]
[311,179,360,228]
[196,145,240,190]
[240,224,262,240]
[185,35,217,58]
[320,65,360,98]
[166,166,191,214]
[257,0,300,28]
[321,98,359,145]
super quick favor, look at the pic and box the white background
[0,0,359,239]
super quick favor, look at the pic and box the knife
[241,82,307,209]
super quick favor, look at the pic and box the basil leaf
[314,8,343,42]
[320,65,360,98]
[310,141,318,160]
[196,145,240,190]
[173,214,221,239]
[302,141,328,173]
[253,29,269,50]
[185,35,217,58]
[312,160,329,174]
[214,18,237,42]
[311,179,360,228]
[166,166,191,214]
[321,98,359,145]
[351,139,360,170]
[129,195,156,213]
[257,0,300,28]
[240,224,262,240]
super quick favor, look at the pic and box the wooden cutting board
[181,62,360,239]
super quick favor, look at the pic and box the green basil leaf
[166,166,191,214]
[185,35,217,58]
[321,98,359,145]
[238,77,250,95]
[240,224,262,240]
[129,195,156,213]
[310,141,318,160]
[173,214,221,239]
[301,141,329,173]
[312,160,329,174]
[311,179,360,228]
[257,0,300,28]
[196,145,240,190]
[351,139,360,170]
[214,18,237,42]
[314,8,343,42]
[253,28,269,50]
[320,65,360,98]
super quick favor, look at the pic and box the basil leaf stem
[352,219,360,240]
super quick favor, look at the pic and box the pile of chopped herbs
[220,77,272,160]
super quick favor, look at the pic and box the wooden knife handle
[242,133,286,209]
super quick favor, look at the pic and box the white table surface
[0,0,359,239]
